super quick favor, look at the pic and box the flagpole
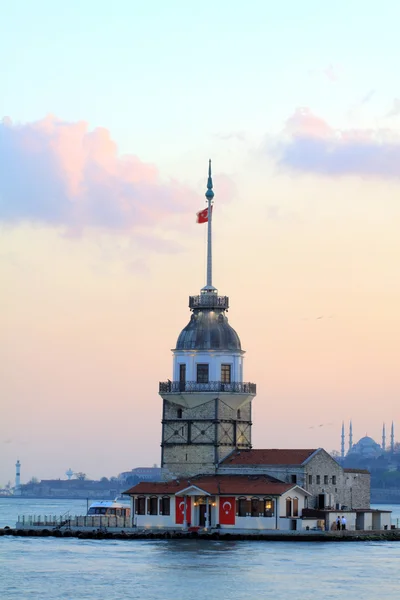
[205,159,214,290]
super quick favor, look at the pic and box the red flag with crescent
[175,496,191,525]
[196,206,213,224]
[219,496,236,525]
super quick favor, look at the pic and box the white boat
[86,500,131,518]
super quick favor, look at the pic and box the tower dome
[176,297,241,351]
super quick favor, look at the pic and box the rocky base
[1,527,400,542]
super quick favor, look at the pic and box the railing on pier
[159,381,257,394]
[16,514,133,529]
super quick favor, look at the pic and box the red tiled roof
[344,468,370,474]
[124,474,296,496]
[220,448,318,466]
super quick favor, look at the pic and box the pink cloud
[268,107,400,179]
[0,115,199,232]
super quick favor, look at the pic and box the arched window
[149,497,158,515]
[160,496,170,516]
[264,498,275,517]
[238,497,250,517]
[177,408,183,419]
[251,497,263,517]
[286,497,292,517]
[137,497,146,515]
[293,497,299,517]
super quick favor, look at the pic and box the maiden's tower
[159,161,256,479]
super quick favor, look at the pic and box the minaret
[159,161,257,479]
[15,459,21,494]
[382,423,386,451]
[341,422,345,459]
[349,420,353,452]
[391,421,395,453]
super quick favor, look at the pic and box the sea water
[1,499,400,600]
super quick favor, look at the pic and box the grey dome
[176,310,241,351]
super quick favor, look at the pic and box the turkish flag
[175,496,192,525]
[196,206,213,223]
[219,497,236,525]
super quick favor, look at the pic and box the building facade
[128,474,310,531]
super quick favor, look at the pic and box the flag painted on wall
[196,206,213,223]
[219,496,236,525]
[175,496,192,525]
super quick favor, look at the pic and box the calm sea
[1,498,400,600]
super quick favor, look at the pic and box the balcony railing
[159,381,256,394]
[189,295,229,310]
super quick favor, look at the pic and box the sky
[1,1,400,485]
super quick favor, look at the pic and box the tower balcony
[159,381,256,395]
[189,295,229,310]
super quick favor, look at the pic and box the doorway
[199,505,207,527]
[318,494,325,509]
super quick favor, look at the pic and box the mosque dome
[175,308,242,351]
[349,435,382,458]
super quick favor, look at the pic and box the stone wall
[343,471,370,509]
[161,397,252,478]
[303,450,344,509]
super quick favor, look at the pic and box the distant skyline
[1,1,400,484]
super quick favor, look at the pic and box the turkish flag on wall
[219,497,236,525]
[196,206,213,223]
[175,496,192,525]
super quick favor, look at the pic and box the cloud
[0,115,199,234]
[268,107,400,179]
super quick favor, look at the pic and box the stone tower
[159,161,257,479]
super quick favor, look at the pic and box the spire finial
[205,159,214,200]
[391,421,395,453]
[349,420,353,452]
[202,159,215,292]
[341,421,345,459]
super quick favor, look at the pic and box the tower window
[237,409,241,419]
[196,364,209,383]
[179,364,186,391]
[177,408,183,419]
[221,364,231,383]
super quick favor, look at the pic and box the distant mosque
[341,421,396,459]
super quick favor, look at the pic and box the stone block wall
[303,450,344,509]
[342,472,370,509]
[161,397,251,479]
